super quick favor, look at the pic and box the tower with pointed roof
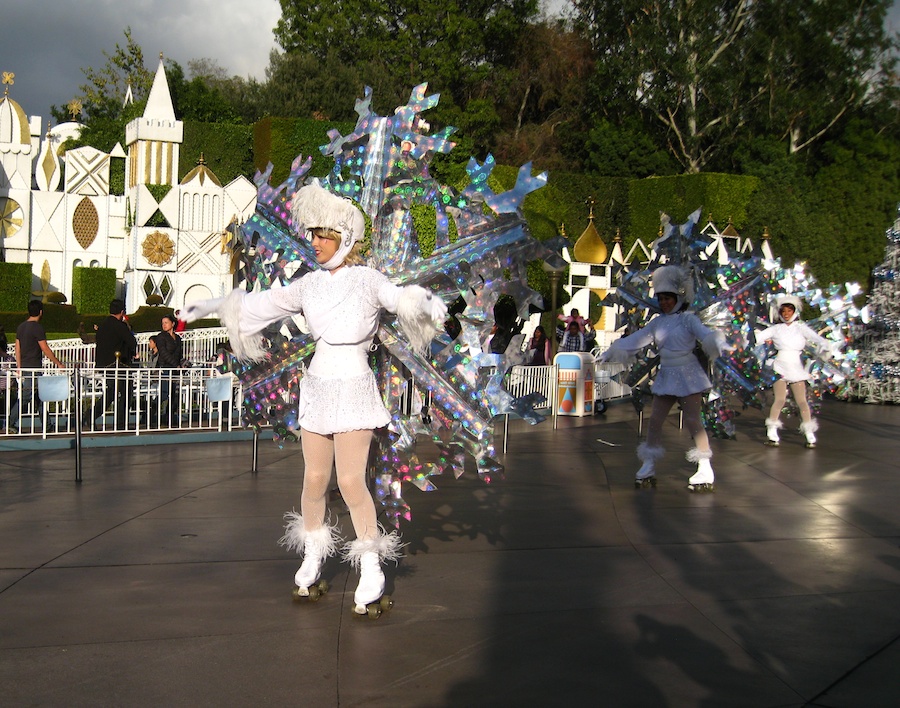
[0,60,256,314]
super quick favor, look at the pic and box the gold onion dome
[0,92,30,145]
[180,153,222,187]
[573,202,608,264]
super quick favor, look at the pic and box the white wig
[290,183,366,270]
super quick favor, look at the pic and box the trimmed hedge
[628,173,760,242]
[181,121,255,183]
[0,262,33,311]
[253,116,356,185]
[72,266,117,315]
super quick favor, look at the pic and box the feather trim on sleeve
[701,330,726,360]
[397,285,444,353]
[218,289,269,362]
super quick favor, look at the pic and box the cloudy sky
[4,0,900,125]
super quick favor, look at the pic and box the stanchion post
[250,428,259,474]
[74,365,83,483]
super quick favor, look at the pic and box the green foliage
[628,174,760,242]
[145,184,172,201]
[52,28,152,153]
[46,292,68,304]
[165,60,242,124]
[109,157,125,196]
[410,204,459,258]
[146,294,164,306]
[72,266,117,314]
[36,304,79,334]
[253,116,355,185]
[583,119,676,178]
[0,263,33,311]
[181,121,254,183]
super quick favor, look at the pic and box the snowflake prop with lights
[601,209,861,437]
[218,84,563,526]
[837,206,900,403]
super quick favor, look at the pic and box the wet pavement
[2,399,899,706]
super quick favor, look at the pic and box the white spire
[123,82,134,108]
[143,54,176,121]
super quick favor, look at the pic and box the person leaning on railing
[8,300,65,433]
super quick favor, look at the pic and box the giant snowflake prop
[836,205,900,402]
[218,85,563,526]
[601,209,861,437]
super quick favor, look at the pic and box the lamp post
[542,259,567,360]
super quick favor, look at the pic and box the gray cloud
[3,0,280,123]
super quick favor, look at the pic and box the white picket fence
[0,365,241,439]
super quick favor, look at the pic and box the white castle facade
[0,58,256,312]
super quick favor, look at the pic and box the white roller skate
[800,419,818,449]
[764,418,782,446]
[686,447,715,492]
[344,532,404,618]
[278,512,339,601]
[635,442,664,489]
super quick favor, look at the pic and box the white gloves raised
[180,298,225,324]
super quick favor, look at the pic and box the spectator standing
[560,321,586,352]
[91,299,137,429]
[9,300,65,432]
[156,314,184,425]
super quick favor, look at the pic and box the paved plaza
[2,399,899,707]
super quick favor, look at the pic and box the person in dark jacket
[91,299,137,429]
[156,314,184,425]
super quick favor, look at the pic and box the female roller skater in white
[181,183,447,615]
[756,295,832,449]
[597,265,727,490]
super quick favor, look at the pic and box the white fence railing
[1,365,241,439]
[4,327,230,367]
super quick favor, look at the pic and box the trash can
[553,352,594,416]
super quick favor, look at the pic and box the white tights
[300,428,378,541]
[768,379,812,423]
[645,393,710,452]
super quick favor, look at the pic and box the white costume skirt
[297,371,391,435]
[651,361,712,398]
[772,354,811,383]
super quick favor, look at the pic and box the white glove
[181,297,225,324]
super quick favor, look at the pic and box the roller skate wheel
[687,482,715,493]
[318,579,329,594]
[308,585,321,601]
[764,440,779,447]
[379,595,393,611]
[366,603,382,619]
[805,442,816,449]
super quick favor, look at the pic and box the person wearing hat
[181,183,447,615]
[597,265,727,490]
[756,295,833,448]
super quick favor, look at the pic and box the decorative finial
[197,153,206,165]
[762,226,771,240]
[614,227,622,243]
[159,52,164,60]
[559,223,567,238]
[67,99,82,119]
[2,71,14,96]
[586,196,595,222]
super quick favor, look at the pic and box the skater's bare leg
[791,381,812,423]
[647,394,677,448]
[334,429,377,541]
[769,379,788,422]
[680,393,709,452]
[299,429,335,531]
